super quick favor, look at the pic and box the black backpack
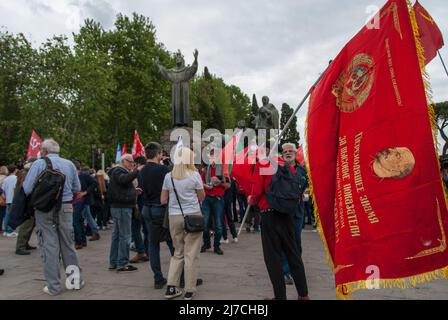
[266,163,307,215]
[29,157,66,212]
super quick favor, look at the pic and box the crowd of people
[0,137,317,300]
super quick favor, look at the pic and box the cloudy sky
[1,0,447,148]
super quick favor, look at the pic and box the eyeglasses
[124,159,135,164]
[282,150,295,154]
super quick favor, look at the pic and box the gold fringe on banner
[335,265,448,300]
[305,102,335,271]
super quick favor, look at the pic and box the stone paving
[0,225,447,300]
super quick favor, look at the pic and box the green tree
[226,84,251,129]
[0,31,37,164]
[435,101,448,155]
[190,67,250,132]
[0,14,253,165]
[105,13,173,156]
[280,103,300,146]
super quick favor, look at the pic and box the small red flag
[296,144,305,166]
[414,0,444,64]
[122,144,127,155]
[26,130,42,161]
[231,145,257,197]
[132,130,146,158]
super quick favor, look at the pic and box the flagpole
[237,204,252,236]
[272,60,333,153]
[438,51,448,79]
[237,61,332,237]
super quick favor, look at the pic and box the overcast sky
[1,0,447,149]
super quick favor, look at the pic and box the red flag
[307,0,448,298]
[26,130,42,160]
[219,130,244,176]
[231,145,257,196]
[413,0,444,64]
[296,144,305,166]
[132,130,146,158]
[122,144,127,155]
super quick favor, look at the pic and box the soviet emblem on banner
[332,53,375,113]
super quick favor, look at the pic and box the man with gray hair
[107,153,143,273]
[280,142,308,287]
[23,138,83,296]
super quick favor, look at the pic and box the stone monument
[157,49,199,153]
[255,96,279,130]
[157,49,198,127]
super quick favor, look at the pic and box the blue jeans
[0,206,6,232]
[223,196,237,240]
[202,196,225,249]
[73,202,86,245]
[3,204,14,233]
[237,194,247,222]
[132,215,148,254]
[142,205,174,283]
[82,205,99,234]
[109,208,133,268]
[282,212,304,275]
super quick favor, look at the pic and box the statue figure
[157,49,198,127]
[236,120,246,129]
[256,96,280,130]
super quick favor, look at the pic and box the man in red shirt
[249,143,309,300]
[200,150,230,255]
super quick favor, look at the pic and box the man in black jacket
[108,154,143,272]
[138,142,174,288]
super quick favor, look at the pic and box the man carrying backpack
[23,138,83,296]
[248,141,309,300]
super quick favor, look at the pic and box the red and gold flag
[306,0,448,298]
[413,0,444,65]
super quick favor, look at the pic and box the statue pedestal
[160,126,202,156]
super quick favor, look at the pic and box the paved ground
[1,224,448,300]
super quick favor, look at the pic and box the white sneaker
[43,286,56,296]
[220,239,229,244]
[5,232,18,238]
[232,237,239,243]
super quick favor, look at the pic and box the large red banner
[306,0,448,297]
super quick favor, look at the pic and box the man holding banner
[249,141,309,300]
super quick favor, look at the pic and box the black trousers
[260,211,308,299]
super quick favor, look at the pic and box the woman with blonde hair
[160,147,205,300]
